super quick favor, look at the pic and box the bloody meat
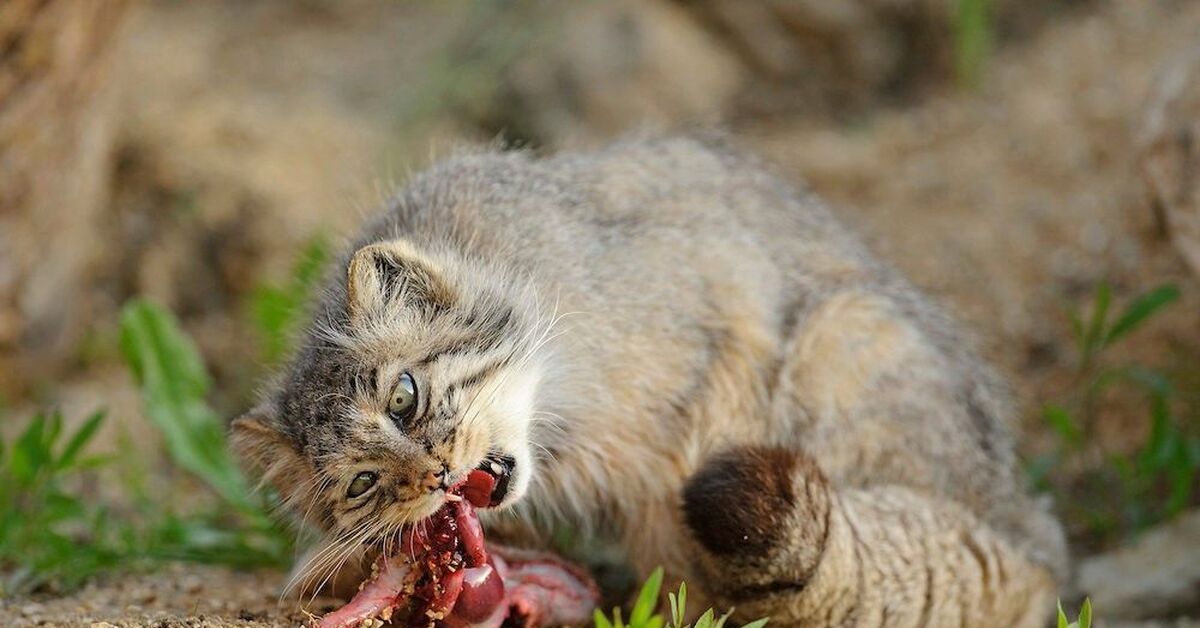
[316,471,597,628]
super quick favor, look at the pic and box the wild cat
[232,134,1067,626]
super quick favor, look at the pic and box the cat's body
[233,135,1066,626]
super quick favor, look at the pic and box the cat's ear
[230,403,309,496]
[346,240,456,323]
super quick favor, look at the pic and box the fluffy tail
[682,446,1059,627]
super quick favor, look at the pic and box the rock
[0,0,132,397]
[1078,509,1200,620]
[673,0,1058,116]
[468,0,1098,143]
[1139,46,1200,278]
[483,0,741,145]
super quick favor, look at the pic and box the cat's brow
[446,354,510,392]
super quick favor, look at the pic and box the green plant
[1033,282,1198,538]
[1057,598,1093,628]
[954,0,993,90]
[396,0,548,146]
[1068,283,1180,373]
[0,411,122,595]
[0,299,297,595]
[251,235,330,364]
[594,568,768,628]
[119,299,291,564]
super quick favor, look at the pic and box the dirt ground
[3,0,1199,626]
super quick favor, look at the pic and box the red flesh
[459,470,496,509]
[316,554,412,628]
[316,470,597,628]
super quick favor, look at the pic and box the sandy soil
[0,564,339,627]
[4,0,1199,626]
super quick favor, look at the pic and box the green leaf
[953,0,992,90]
[56,411,106,470]
[119,300,254,513]
[631,567,664,626]
[740,619,769,628]
[1082,282,1111,359]
[11,414,49,483]
[1067,309,1085,346]
[1056,600,1069,628]
[1078,598,1092,628]
[678,582,687,626]
[595,610,615,628]
[1103,284,1179,347]
[251,234,329,364]
[695,609,716,628]
[1122,365,1173,398]
[43,412,63,455]
[1043,404,1081,447]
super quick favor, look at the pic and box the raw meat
[316,471,597,628]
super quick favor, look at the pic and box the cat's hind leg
[681,446,1058,628]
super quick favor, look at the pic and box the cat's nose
[420,467,447,492]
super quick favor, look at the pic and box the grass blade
[1078,598,1092,628]
[954,0,992,90]
[1043,404,1081,448]
[56,411,106,470]
[1082,282,1112,360]
[119,300,254,513]
[631,567,664,626]
[252,235,329,364]
[1103,284,1179,347]
[10,414,49,484]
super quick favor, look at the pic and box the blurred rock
[676,0,1092,116]
[1139,46,1200,277]
[471,0,1095,143]
[477,0,741,145]
[0,0,133,398]
[678,0,904,113]
[1078,509,1200,620]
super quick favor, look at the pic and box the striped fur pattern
[232,134,1067,624]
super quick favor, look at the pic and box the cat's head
[232,238,547,541]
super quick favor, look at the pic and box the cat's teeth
[490,462,503,475]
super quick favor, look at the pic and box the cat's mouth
[472,453,516,507]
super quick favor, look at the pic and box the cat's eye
[388,372,418,426]
[347,471,378,499]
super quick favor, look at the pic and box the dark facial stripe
[447,354,510,392]
[417,305,517,365]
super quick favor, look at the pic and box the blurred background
[1,0,1199,626]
